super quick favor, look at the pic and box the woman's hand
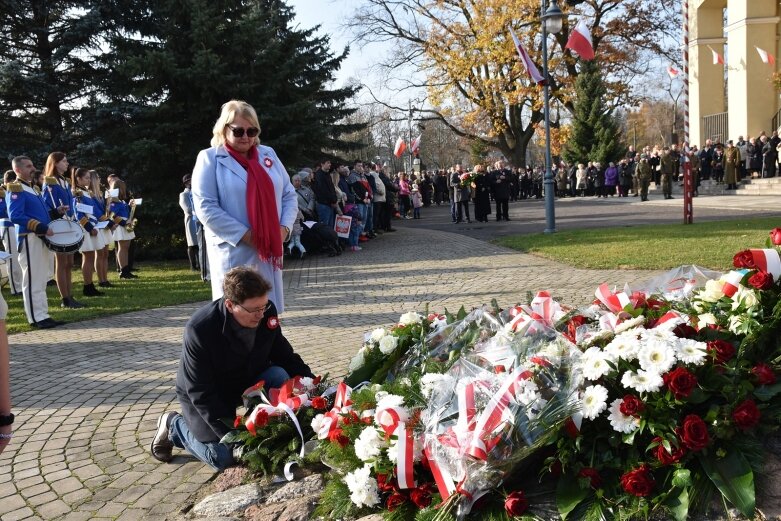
[241,230,255,247]
[90,229,98,237]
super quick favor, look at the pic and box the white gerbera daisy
[607,398,640,433]
[614,316,646,334]
[621,369,664,393]
[675,339,708,366]
[604,332,641,362]
[640,327,676,343]
[580,347,612,381]
[637,341,677,374]
[580,384,609,420]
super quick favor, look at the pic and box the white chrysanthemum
[580,384,609,420]
[398,311,423,325]
[514,378,540,406]
[370,328,387,342]
[378,335,399,354]
[348,350,365,372]
[696,313,717,330]
[345,465,380,508]
[675,339,708,365]
[311,413,325,434]
[420,373,455,399]
[354,427,386,462]
[298,377,314,389]
[580,347,612,381]
[621,369,664,393]
[638,341,677,374]
[698,279,726,302]
[604,332,641,362]
[733,286,759,310]
[614,316,645,334]
[607,398,640,433]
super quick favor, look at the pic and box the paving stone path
[1,225,662,520]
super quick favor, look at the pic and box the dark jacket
[490,169,511,199]
[312,169,337,205]
[176,299,313,443]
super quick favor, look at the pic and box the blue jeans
[169,365,291,471]
[364,203,373,233]
[317,203,335,229]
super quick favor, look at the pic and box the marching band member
[42,153,83,309]
[89,172,113,288]
[7,156,62,329]
[108,178,137,279]
[0,171,22,295]
[71,168,105,297]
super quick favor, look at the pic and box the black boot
[187,246,199,271]
[98,281,113,288]
[61,297,86,309]
[120,267,138,279]
[83,283,104,297]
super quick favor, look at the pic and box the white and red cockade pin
[264,157,273,168]
[267,316,279,329]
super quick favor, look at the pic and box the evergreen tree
[0,1,104,159]
[563,60,625,167]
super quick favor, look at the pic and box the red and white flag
[410,134,421,155]
[565,19,594,61]
[666,65,679,79]
[509,26,545,85]
[393,136,406,158]
[756,46,776,66]
[710,47,725,65]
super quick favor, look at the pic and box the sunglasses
[234,301,272,315]
[228,125,259,138]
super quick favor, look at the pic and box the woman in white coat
[192,100,297,312]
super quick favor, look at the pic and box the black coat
[176,299,313,443]
[490,169,511,199]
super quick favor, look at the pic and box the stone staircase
[648,177,781,196]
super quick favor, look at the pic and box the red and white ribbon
[456,382,477,435]
[750,249,781,281]
[394,424,416,489]
[595,283,631,313]
[245,401,305,458]
[721,269,748,298]
[317,382,353,439]
[425,447,457,500]
[655,310,688,329]
[508,291,563,334]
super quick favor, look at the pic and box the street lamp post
[541,0,563,234]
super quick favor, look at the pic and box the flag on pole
[709,46,725,65]
[666,65,679,79]
[756,46,776,66]
[393,137,406,158]
[410,134,421,155]
[565,19,594,61]
[508,26,545,85]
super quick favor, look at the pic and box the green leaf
[664,487,690,521]
[219,430,245,444]
[557,474,590,520]
[687,388,709,404]
[753,382,781,402]
[698,449,756,517]
[672,468,692,488]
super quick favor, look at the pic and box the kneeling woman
[109,178,137,279]
[71,168,105,297]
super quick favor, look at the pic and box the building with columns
[688,0,780,146]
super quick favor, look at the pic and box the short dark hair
[223,267,271,303]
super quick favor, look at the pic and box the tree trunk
[31,0,63,147]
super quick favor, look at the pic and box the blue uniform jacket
[109,200,130,226]
[7,181,51,247]
[42,177,75,219]
[72,190,99,232]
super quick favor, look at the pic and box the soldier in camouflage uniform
[659,146,675,199]
[636,154,652,201]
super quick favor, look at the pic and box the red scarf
[225,144,283,269]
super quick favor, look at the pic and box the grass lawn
[495,217,781,271]
[2,261,211,334]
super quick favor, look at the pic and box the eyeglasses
[234,301,272,315]
[228,125,259,138]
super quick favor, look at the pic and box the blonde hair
[210,100,261,147]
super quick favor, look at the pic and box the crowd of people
[0,153,139,329]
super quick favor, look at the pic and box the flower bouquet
[459,172,477,188]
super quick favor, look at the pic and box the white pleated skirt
[101,228,113,249]
[79,228,107,253]
[112,226,136,241]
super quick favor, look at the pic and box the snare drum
[43,219,84,254]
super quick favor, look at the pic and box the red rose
[376,473,394,492]
[410,486,432,508]
[566,315,588,343]
[707,340,735,364]
[673,324,698,339]
[312,375,322,385]
[770,228,781,246]
[504,490,529,516]
[676,414,710,451]
[645,298,665,310]
[620,464,655,497]
[732,399,761,431]
[752,363,777,385]
[652,437,686,465]
[619,395,646,417]
[386,492,407,512]
[733,250,756,269]
[663,367,698,399]
[311,396,328,410]
[550,459,563,477]
[328,428,349,448]
[748,271,774,290]
[254,410,269,428]
[234,415,243,428]
[578,467,602,489]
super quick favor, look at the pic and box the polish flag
[710,47,725,65]
[666,65,679,79]
[393,137,406,158]
[410,134,421,155]
[756,46,776,66]
[509,26,545,85]
[565,19,594,61]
